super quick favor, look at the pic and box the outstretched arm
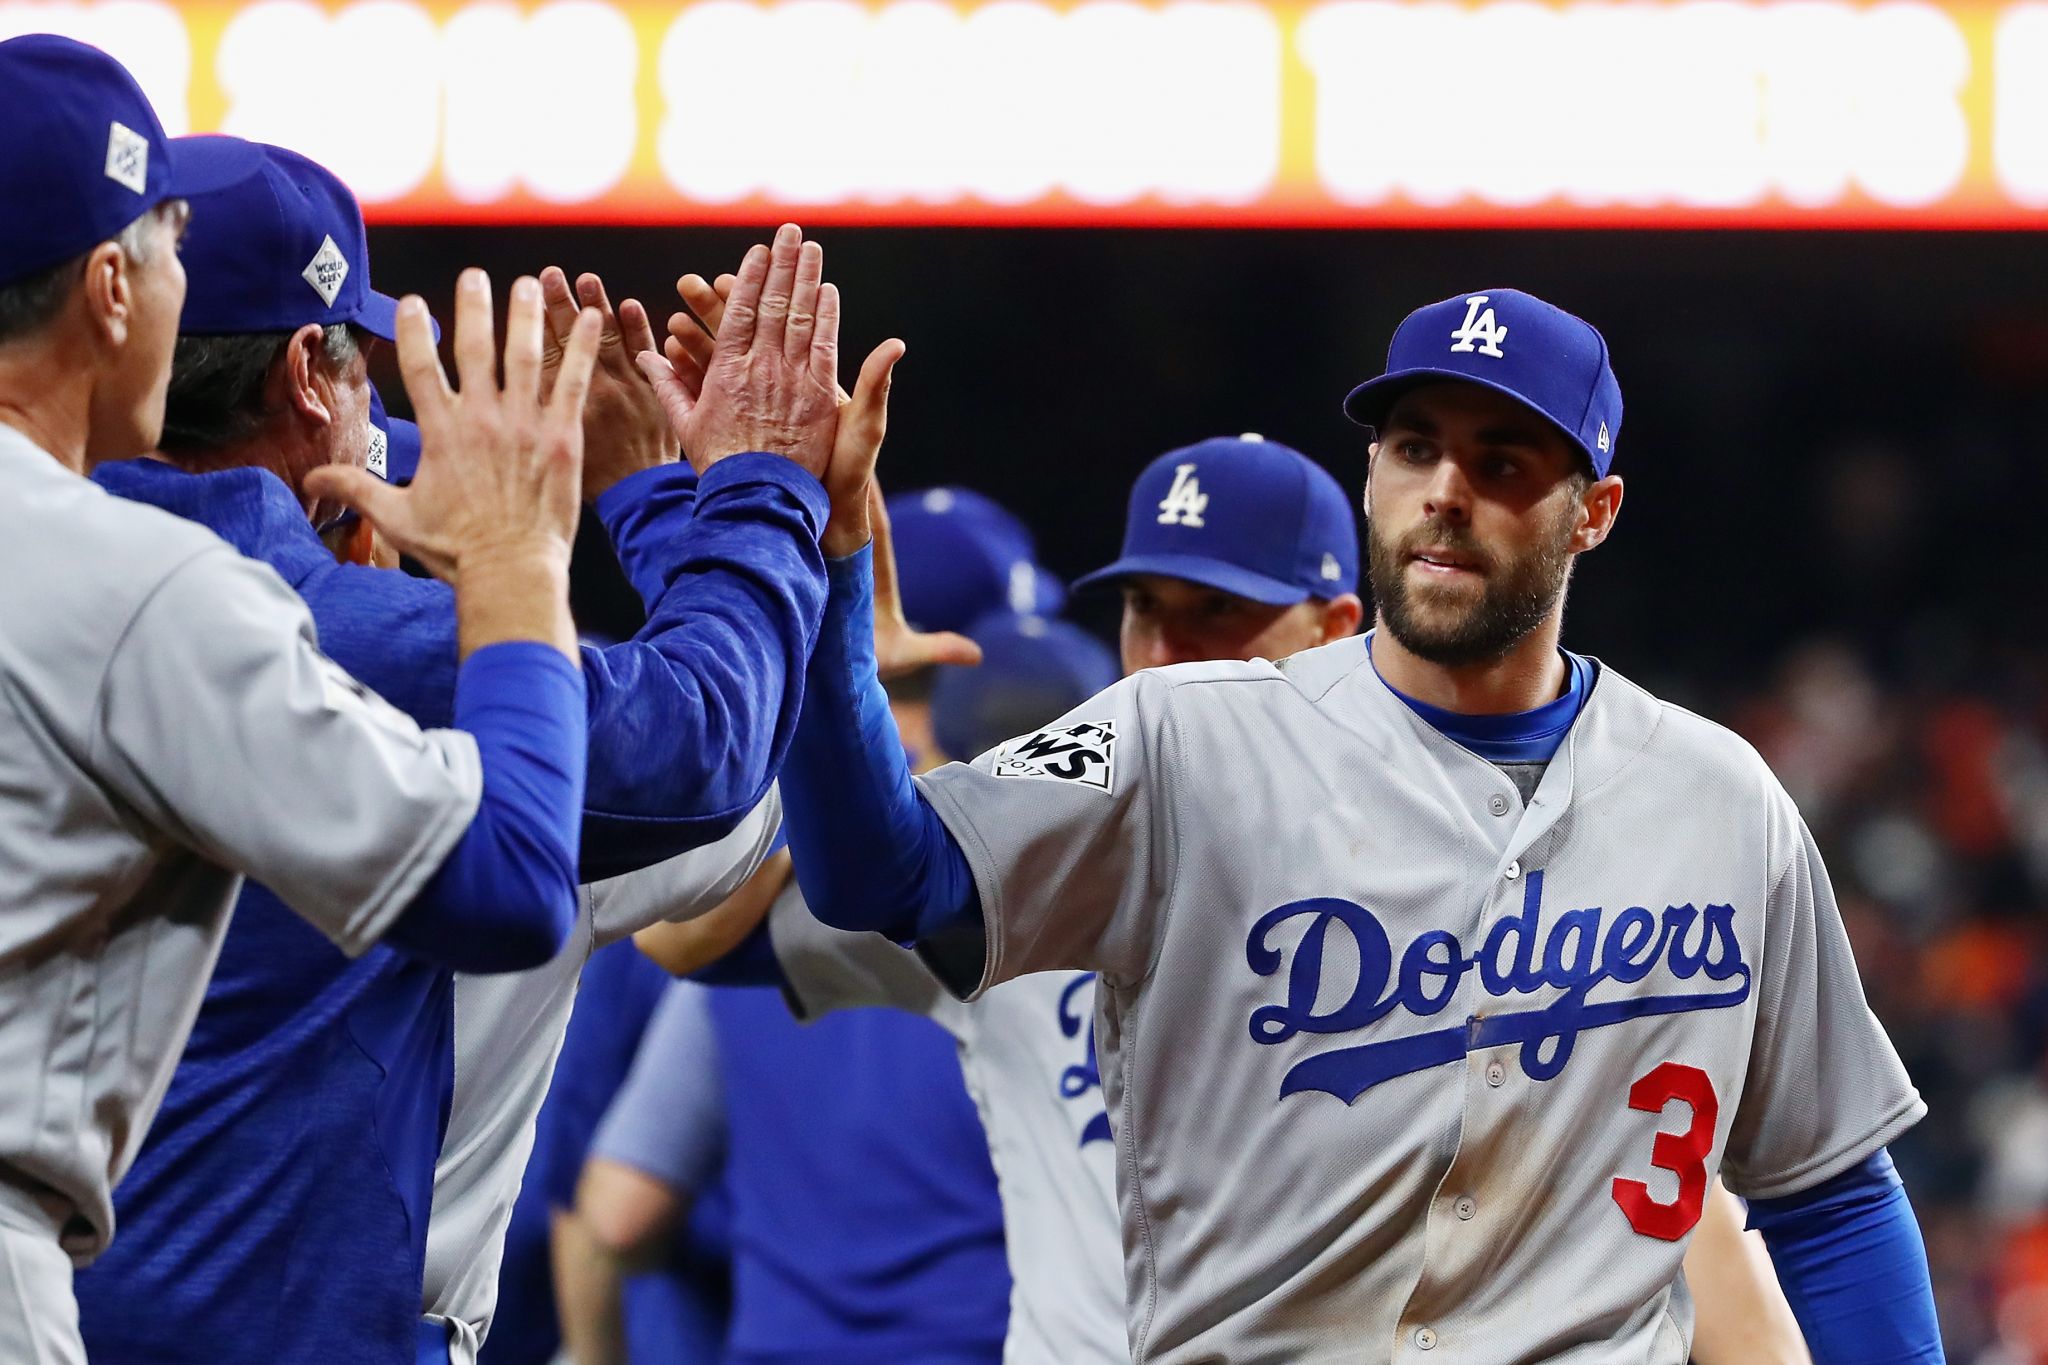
[524,261,831,876]
[651,258,982,946]
[781,543,980,943]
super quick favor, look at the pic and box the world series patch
[993,720,1117,793]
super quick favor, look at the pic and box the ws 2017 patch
[993,720,1117,793]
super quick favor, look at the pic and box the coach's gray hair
[0,203,174,347]
[159,324,362,455]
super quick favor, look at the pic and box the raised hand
[662,263,905,557]
[635,224,841,480]
[305,269,600,656]
[540,267,676,501]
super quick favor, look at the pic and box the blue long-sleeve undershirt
[1745,1150,1943,1363]
[94,453,829,880]
[780,547,979,945]
[381,641,584,972]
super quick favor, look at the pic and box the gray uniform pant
[0,1224,85,1365]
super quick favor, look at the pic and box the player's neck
[1370,614,1568,716]
[0,375,92,474]
[146,422,325,524]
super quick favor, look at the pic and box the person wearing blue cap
[0,34,630,1365]
[73,207,876,1365]
[769,286,1942,1362]
[1071,433,1365,670]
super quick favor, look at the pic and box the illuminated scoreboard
[8,0,2048,225]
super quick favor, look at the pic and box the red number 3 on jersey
[1612,1062,1719,1241]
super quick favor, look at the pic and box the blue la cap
[0,36,248,288]
[1073,435,1360,606]
[174,136,409,341]
[932,612,1120,762]
[888,487,1064,634]
[1343,288,1623,478]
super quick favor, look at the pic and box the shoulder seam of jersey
[83,540,242,774]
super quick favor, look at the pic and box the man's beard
[1366,510,1576,668]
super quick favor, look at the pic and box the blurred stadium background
[17,0,2048,1354]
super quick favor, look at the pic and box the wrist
[452,540,578,661]
[584,439,680,500]
[820,504,872,559]
[453,534,574,587]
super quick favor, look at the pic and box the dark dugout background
[370,227,2048,704]
[372,224,2048,1355]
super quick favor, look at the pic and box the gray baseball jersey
[769,887,1127,1364]
[422,794,783,1361]
[915,632,1924,1364]
[0,426,481,1269]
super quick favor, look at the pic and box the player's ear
[1569,474,1624,553]
[79,239,133,350]
[1322,593,1366,642]
[281,323,335,427]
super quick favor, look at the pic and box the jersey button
[1487,793,1510,817]
[1504,859,1521,881]
[1414,1327,1439,1350]
[1455,1196,1477,1220]
[1485,1060,1507,1087]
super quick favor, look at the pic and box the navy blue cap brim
[162,136,267,203]
[1073,553,1314,606]
[1342,367,1596,468]
[352,289,407,343]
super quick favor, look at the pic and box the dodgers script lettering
[1244,871,1751,1103]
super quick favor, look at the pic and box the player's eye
[1392,438,1434,463]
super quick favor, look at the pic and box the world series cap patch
[104,122,149,194]
[302,235,349,306]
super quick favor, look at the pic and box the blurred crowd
[1716,640,2048,1362]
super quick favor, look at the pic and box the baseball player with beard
[761,288,1944,1363]
[584,427,1814,1364]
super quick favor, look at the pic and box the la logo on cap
[302,235,349,307]
[1156,463,1208,528]
[104,122,149,194]
[1449,295,1508,358]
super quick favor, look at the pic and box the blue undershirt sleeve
[593,462,699,609]
[1745,1149,1943,1364]
[383,641,586,973]
[779,546,980,944]
[574,455,830,876]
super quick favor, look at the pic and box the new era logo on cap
[302,235,349,307]
[104,121,149,194]
[366,423,389,480]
